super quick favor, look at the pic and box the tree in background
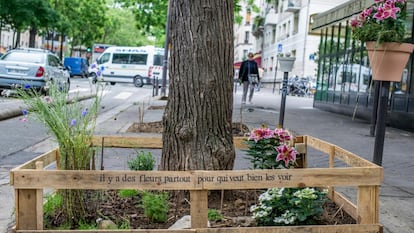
[0,0,58,49]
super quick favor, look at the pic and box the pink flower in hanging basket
[350,0,407,44]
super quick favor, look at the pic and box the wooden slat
[306,136,336,154]
[17,230,196,233]
[329,190,358,220]
[307,136,379,167]
[16,189,38,230]
[91,136,306,151]
[190,190,208,228]
[92,135,163,148]
[11,168,383,190]
[16,224,383,233]
[335,147,377,167]
[12,149,58,171]
[357,185,380,224]
[233,136,248,149]
[35,162,43,230]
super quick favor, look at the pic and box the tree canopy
[0,0,258,53]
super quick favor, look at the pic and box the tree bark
[29,27,37,48]
[161,0,235,171]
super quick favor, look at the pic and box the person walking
[238,52,260,104]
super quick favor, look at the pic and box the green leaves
[251,188,328,226]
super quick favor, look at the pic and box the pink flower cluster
[248,127,292,143]
[248,127,297,167]
[350,0,405,28]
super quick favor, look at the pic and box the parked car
[0,48,70,94]
[64,57,89,78]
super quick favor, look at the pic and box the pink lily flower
[275,144,297,167]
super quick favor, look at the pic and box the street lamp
[277,54,295,128]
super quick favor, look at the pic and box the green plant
[139,191,169,223]
[43,193,63,219]
[350,0,408,44]
[127,150,155,171]
[208,209,223,221]
[246,126,328,226]
[78,220,97,230]
[118,219,131,229]
[18,81,104,226]
[250,187,327,226]
[244,127,298,169]
[118,189,139,198]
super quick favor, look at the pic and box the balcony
[285,0,301,12]
[264,10,278,25]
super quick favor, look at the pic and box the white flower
[273,210,297,224]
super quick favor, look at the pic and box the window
[293,12,299,34]
[245,8,251,25]
[129,54,148,65]
[112,54,130,64]
[243,50,248,59]
[98,53,110,64]
[153,55,164,66]
[244,31,250,44]
[48,55,59,67]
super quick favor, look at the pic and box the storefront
[311,0,414,132]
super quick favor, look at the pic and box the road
[0,78,154,232]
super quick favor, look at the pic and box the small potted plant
[350,0,413,81]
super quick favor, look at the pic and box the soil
[94,189,355,229]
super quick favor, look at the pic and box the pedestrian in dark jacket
[238,52,260,104]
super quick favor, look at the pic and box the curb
[0,93,96,121]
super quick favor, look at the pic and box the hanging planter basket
[366,42,414,82]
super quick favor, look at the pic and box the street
[0,78,155,232]
[0,78,154,167]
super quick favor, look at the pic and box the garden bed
[10,135,383,233]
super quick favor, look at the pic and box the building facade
[253,0,349,85]
[1,28,67,58]
[311,0,414,132]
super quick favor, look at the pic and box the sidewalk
[1,87,413,233]
[233,88,414,233]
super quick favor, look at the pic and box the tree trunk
[29,27,37,48]
[161,1,235,171]
[14,30,20,49]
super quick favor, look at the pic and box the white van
[89,46,164,87]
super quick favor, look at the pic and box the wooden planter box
[10,135,383,233]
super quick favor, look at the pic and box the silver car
[0,48,70,94]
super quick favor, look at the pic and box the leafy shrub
[250,187,327,226]
[127,150,155,171]
[208,209,223,221]
[139,191,169,223]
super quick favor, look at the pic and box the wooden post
[302,135,308,168]
[16,161,44,230]
[328,146,335,198]
[190,190,208,228]
[35,161,44,229]
[357,185,380,224]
